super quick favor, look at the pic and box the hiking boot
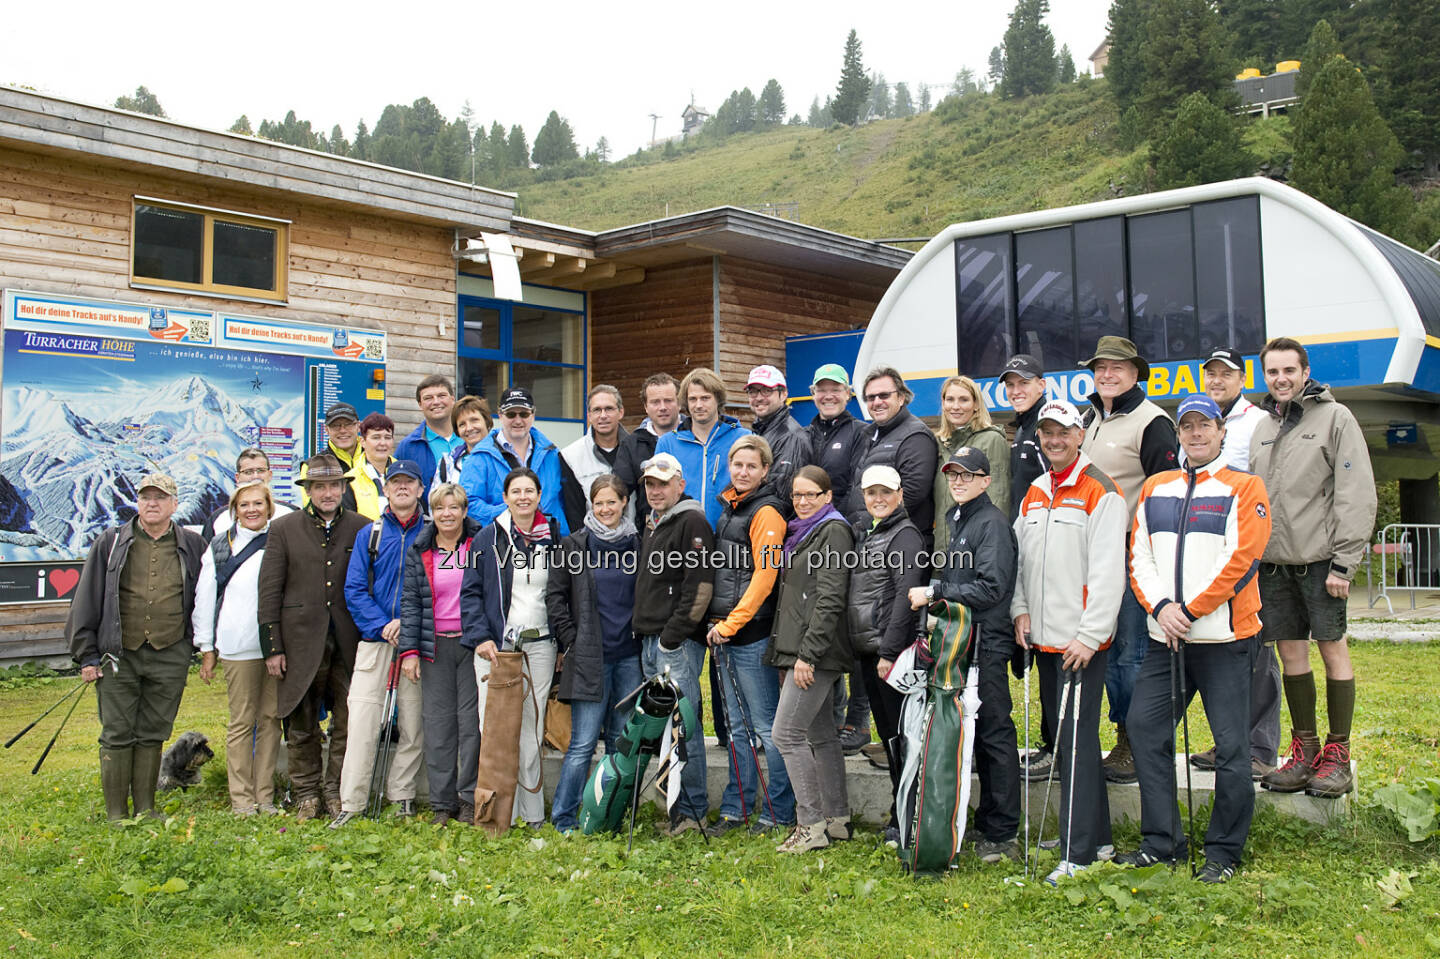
[1189,746,1217,770]
[457,801,475,826]
[1097,844,1115,862]
[1044,860,1089,886]
[1116,847,1179,868]
[883,825,901,847]
[257,803,281,816]
[433,810,454,827]
[666,816,705,837]
[1251,758,1276,780]
[777,822,830,853]
[1021,749,1054,782]
[976,838,1021,863]
[1103,724,1138,784]
[1305,737,1353,797]
[99,747,133,822]
[294,797,322,823]
[1197,860,1235,884]
[861,742,889,769]
[825,815,853,841]
[839,725,871,755]
[709,817,745,837]
[1260,730,1321,793]
[749,819,786,836]
[328,810,358,830]
[393,799,417,818]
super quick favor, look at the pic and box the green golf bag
[895,599,979,875]
[579,671,698,835]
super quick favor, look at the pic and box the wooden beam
[524,256,587,284]
[569,261,617,284]
[516,250,555,274]
[575,267,645,291]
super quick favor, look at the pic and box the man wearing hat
[805,364,866,508]
[258,454,371,821]
[1012,400,1128,883]
[332,460,428,827]
[632,452,718,834]
[1079,336,1178,784]
[745,365,812,509]
[297,403,363,507]
[458,386,575,535]
[1187,347,1278,778]
[1122,395,1272,882]
[68,472,206,821]
[910,447,1020,863]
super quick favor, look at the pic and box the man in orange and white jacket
[1121,394,1272,884]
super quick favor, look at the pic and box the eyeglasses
[237,467,269,478]
[792,490,828,503]
[863,390,896,403]
[946,471,983,484]
[588,406,619,415]
[501,409,533,419]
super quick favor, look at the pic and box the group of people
[66,336,1376,886]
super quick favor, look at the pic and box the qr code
[363,338,382,359]
[189,318,211,341]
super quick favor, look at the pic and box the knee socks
[1283,672,1317,734]
[1326,677,1355,741]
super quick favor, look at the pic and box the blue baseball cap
[385,459,424,482]
[1177,394,1223,422]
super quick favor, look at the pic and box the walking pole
[31,684,88,775]
[709,644,748,822]
[718,644,776,824]
[1021,647,1032,876]
[6,681,85,749]
[1178,641,1196,877]
[1065,668,1083,874]
[1033,669,1073,878]
[367,649,401,819]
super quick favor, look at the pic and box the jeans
[715,641,795,826]
[773,666,848,826]
[551,655,644,831]
[640,637,709,821]
[1105,584,1149,725]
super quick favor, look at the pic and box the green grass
[1,643,1438,958]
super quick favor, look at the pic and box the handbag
[543,686,572,752]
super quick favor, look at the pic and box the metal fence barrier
[1368,523,1440,613]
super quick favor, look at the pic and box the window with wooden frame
[130,197,289,302]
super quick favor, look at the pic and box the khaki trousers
[339,641,424,813]
[220,657,281,811]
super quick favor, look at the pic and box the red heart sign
[48,568,79,598]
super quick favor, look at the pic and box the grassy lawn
[0,643,1437,958]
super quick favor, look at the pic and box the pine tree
[114,85,165,117]
[1105,0,1151,114]
[352,120,370,162]
[734,87,758,131]
[328,124,350,156]
[1378,0,1440,176]
[532,111,580,166]
[833,29,872,124]
[507,125,529,169]
[952,68,981,97]
[1002,0,1057,98]
[488,122,509,171]
[758,79,787,125]
[807,96,833,127]
[1297,18,1342,98]
[1151,91,1256,187]
[229,115,253,135]
[988,46,1007,89]
[919,83,932,112]
[1219,0,1285,66]
[893,82,915,117]
[1292,56,1411,236]
[1134,0,1235,134]
[1057,44,1077,82]
[595,136,610,162]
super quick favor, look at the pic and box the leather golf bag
[473,651,533,836]
[895,599,979,875]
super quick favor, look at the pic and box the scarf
[584,510,638,543]
[784,502,841,557]
[513,511,552,548]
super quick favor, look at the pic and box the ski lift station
[850,178,1440,512]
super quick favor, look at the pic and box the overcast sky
[7,0,1113,158]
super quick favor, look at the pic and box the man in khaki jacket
[1249,337,1375,799]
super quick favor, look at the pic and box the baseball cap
[810,363,851,389]
[385,459,424,483]
[1177,394,1224,422]
[497,387,535,413]
[1203,347,1244,371]
[640,453,683,482]
[1036,399,1084,429]
[137,472,178,498]
[324,402,359,425]
[1000,354,1044,381]
[859,465,902,491]
[746,365,786,390]
[941,447,992,476]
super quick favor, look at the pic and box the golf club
[1033,668,1074,879]
[31,683,88,775]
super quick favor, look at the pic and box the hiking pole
[31,683,88,775]
[1021,646,1032,876]
[1178,640,1196,877]
[718,644,776,824]
[1065,667,1083,874]
[367,650,401,818]
[709,644,748,823]
[6,681,85,749]
[1033,669,1073,879]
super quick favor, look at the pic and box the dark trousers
[420,631,480,813]
[1251,641,1281,762]
[96,638,191,749]
[1128,638,1257,868]
[1036,650,1059,753]
[1052,648,1112,866]
[284,631,351,803]
[974,644,1022,842]
[857,653,905,824]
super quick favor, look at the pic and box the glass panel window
[954,234,1013,377]
[463,304,502,352]
[1015,227,1076,373]
[1193,197,1264,356]
[1074,216,1128,359]
[212,220,277,291]
[511,363,583,420]
[134,205,204,285]
[1128,210,1197,362]
[458,357,507,406]
[511,307,582,364]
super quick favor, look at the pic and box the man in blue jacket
[655,367,749,529]
[335,460,427,827]
[457,387,575,535]
[395,374,465,499]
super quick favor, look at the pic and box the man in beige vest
[1079,336,1178,784]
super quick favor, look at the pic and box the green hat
[810,363,851,390]
[1082,335,1150,383]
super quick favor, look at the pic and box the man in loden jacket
[633,453,717,835]
[1250,337,1376,799]
[1122,395,1272,884]
[68,472,205,821]
[257,454,370,822]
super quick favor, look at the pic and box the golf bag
[894,599,980,875]
[579,672,698,835]
[473,650,537,836]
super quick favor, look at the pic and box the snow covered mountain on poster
[0,331,305,562]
